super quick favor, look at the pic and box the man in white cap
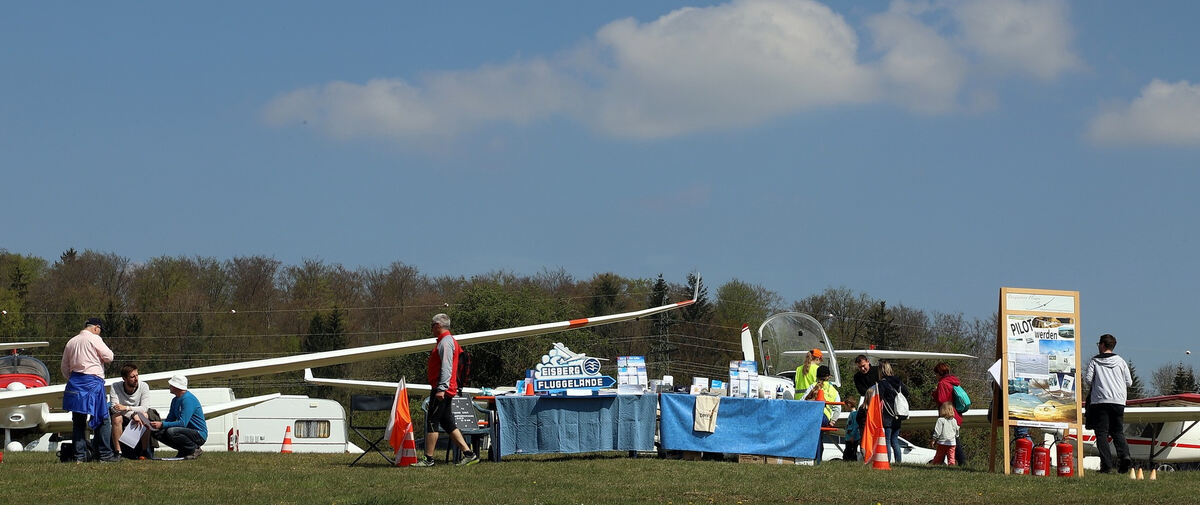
[149,375,207,459]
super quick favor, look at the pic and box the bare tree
[1151,364,1177,396]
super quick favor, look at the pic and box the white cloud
[263,0,1083,143]
[263,59,581,140]
[587,0,878,138]
[1087,80,1200,146]
[867,2,966,113]
[950,0,1082,80]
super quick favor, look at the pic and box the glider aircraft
[0,285,697,448]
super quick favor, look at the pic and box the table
[493,394,657,459]
[658,393,824,459]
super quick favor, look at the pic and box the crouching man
[110,363,155,459]
[150,375,207,459]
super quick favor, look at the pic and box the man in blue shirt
[150,375,207,459]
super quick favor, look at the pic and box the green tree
[1127,360,1147,399]
[647,274,676,371]
[0,251,45,340]
[448,283,580,389]
[714,279,780,328]
[865,301,900,350]
[678,272,710,325]
[305,307,348,398]
[1172,363,1198,394]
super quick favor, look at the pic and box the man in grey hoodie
[1085,333,1133,474]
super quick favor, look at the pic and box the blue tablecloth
[659,393,823,459]
[494,394,657,458]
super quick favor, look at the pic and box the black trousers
[156,426,205,456]
[1090,403,1130,471]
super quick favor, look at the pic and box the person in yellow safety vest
[803,365,841,424]
[803,365,841,465]
[793,348,824,395]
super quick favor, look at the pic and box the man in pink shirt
[61,317,117,462]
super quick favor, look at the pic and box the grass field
[4,451,1194,505]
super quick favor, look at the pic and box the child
[931,401,960,465]
[841,396,861,461]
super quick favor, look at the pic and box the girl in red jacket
[932,362,966,466]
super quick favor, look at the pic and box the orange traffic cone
[871,435,891,470]
[1150,469,1157,481]
[281,426,294,454]
[396,427,418,467]
[1137,468,1145,480]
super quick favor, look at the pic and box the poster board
[991,287,1083,476]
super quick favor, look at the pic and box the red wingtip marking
[742,324,749,329]
[567,318,588,328]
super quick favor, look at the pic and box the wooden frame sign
[993,287,1084,476]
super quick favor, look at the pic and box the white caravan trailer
[33,390,362,456]
[141,389,361,455]
[235,394,359,453]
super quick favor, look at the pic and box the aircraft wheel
[1156,463,1175,472]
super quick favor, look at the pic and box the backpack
[881,384,910,420]
[893,390,910,419]
[456,349,472,388]
[952,385,971,413]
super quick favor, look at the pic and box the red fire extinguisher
[1032,443,1051,477]
[1056,439,1075,477]
[1013,437,1033,475]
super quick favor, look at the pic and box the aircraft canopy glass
[756,312,839,387]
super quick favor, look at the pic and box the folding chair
[348,394,396,467]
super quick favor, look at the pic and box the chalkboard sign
[450,397,478,432]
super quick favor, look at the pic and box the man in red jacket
[932,362,966,466]
[412,313,479,467]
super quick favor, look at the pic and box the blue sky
[2,1,1197,379]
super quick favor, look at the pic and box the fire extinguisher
[1013,436,1033,475]
[1032,443,1051,477]
[1056,439,1075,477]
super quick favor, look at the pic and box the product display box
[738,454,765,464]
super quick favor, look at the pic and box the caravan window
[295,420,331,438]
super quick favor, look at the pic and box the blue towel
[63,372,108,429]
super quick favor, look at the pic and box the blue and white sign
[533,343,614,392]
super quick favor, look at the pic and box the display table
[658,393,824,459]
[493,394,657,459]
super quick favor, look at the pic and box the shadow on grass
[342,499,415,505]
[502,452,650,463]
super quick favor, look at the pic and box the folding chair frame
[348,394,396,467]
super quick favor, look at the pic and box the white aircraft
[1,341,282,448]
[743,312,974,400]
[302,368,485,396]
[0,288,696,448]
[915,394,1200,471]
[1073,393,1200,470]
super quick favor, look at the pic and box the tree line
[1,249,1191,406]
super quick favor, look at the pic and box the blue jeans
[157,426,205,456]
[71,412,115,461]
[884,426,902,463]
